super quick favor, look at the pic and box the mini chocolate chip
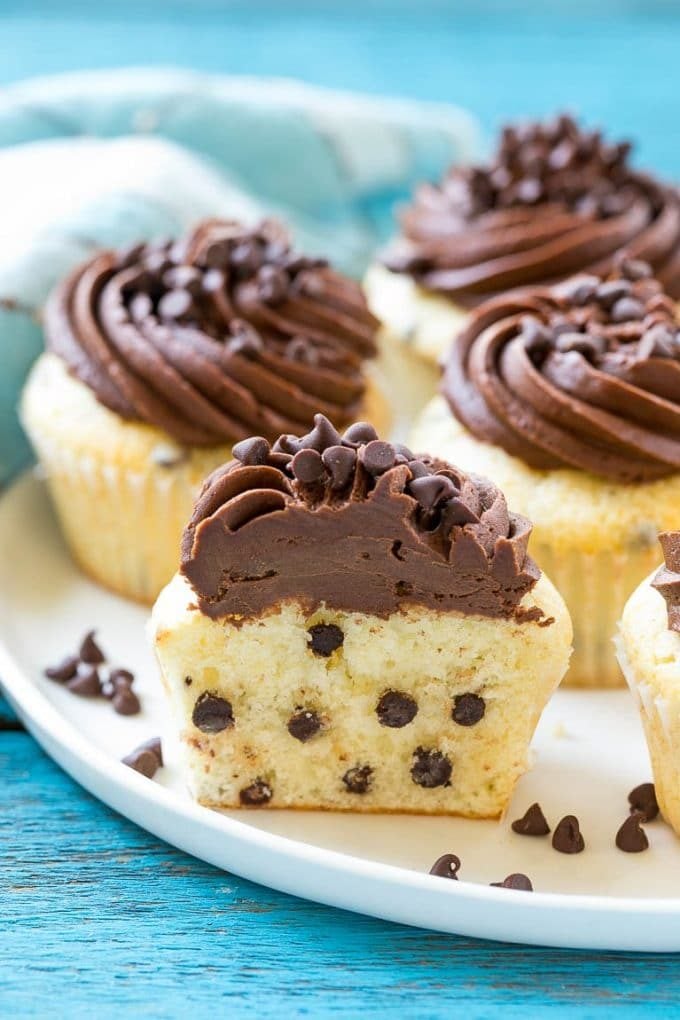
[112,687,141,716]
[511,802,551,836]
[638,324,677,359]
[67,665,102,697]
[287,709,321,742]
[240,779,273,806]
[157,289,196,321]
[44,655,79,682]
[596,279,631,309]
[322,445,356,490]
[616,813,649,853]
[192,692,234,733]
[429,853,461,879]
[361,440,396,476]
[491,873,533,891]
[555,332,605,359]
[610,296,645,322]
[342,765,373,794]
[393,443,414,461]
[122,738,163,779]
[129,292,153,321]
[79,630,105,665]
[298,414,342,453]
[408,474,457,509]
[411,747,452,789]
[226,323,264,359]
[552,815,585,854]
[452,693,486,727]
[202,268,226,293]
[291,448,326,484]
[618,257,653,281]
[307,623,344,657]
[163,265,202,295]
[342,422,378,446]
[407,459,430,480]
[628,782,659,821]
[233,437,270,465]
[556,274,599,305]
[376,691,418,728]
[184,676,193,686]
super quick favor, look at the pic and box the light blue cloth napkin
[0,68,478,485]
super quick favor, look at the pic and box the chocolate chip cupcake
[150,415,571,815]
[617,534,680,835]
[412,258,680,687]
[21,219,387,603]
[365,114,680,369]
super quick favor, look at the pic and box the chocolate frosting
[45,219,377,445]
[442,258,680,482]
[385,115,680,305]
[653,532,680,632]
[180,414,541,622]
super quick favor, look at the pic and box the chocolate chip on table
[616,813,649,853]
[307,623,344,657]
[376,691,418,728]
[240,779,273,806]
[452,693,486,727]
[342,765,373,794]
[122,738,163,779]
[511,803,551,836]
[192,692,234,733]
[287,709,321,742]
[44,655,79,682]
[411,747,452,789]
[67,665,102,697]
[429,853,461,879]
[491,873,533,891]
[232,436,270,466]
[628,782,659,822]
[79,630,105,665]
[552,815,585,854]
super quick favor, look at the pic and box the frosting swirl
[442,259,680,483]
[180,414,542,622]
[653,532,680,632]
[45,219,378,445]
[385,115,680,304]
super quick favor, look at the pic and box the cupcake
[21,219,387,603]
[150,415,571,815]
[411,258,680,687]
[617,534,680,835]
[365,114,680,371]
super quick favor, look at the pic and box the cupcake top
[384,114,680,305]
[653,532,680,632]
[442,258,680,483]
[180,414,543,622]
[45,219,378,445]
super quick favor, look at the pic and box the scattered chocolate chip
[616,813,649,853]
[321,445,356,491]
[555,332,604,359]
[233,436,270,465]
[638,324,677,359]
[429,853,461,879]
[452,693,486,727]
[109,668,135,688]
[376,690,418,728]
[157,289,196,321]
[291,448,326,484]
[552,815,585,854]
[44,655,79,682]
[411,747,452,788]
[240,779,273,806]
[595,279,631,309]
[618,256,653,281]
[122,737,163,779]
[342,421,378,446]
[307,623,344,657]
[129,292,153,321]
[112,686,141,716]
[163,265,202,295]
[342,765,373,794]
[226,322,264,358]
[628,782,659,822]
[408,474,457,509]
[192,692,234,733]
[184,676,193,686]
[511,802,551,836]
[67,665,102,697]
[256,264,289,304]
[556,274,599,305]
[360,440,396,476]
[298,414,342,452]
[610,296,645,322]
[491,873,533,891]
[287,709,321,742]
[79,631,105,665]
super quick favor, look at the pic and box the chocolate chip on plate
[112,686,141,716]
[307,623,344,657]
[552,815,585,854]
[491,873,533,891]
[616,813,649,853]
[511,802,551,836]
[628,782,659,822]
[67,665,102,697]
[429,853,461,879]
[122,738,163,779]
[44,655,79,682]
[79,630,105,664]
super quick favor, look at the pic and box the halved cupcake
[151,415,571,815]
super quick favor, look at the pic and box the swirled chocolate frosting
[180,414,542,621]
[385,115,680,304]
[653,532,680,632]
[442,258,680,482]
[45,219,378,445]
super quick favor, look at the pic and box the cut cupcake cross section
[151,416,572,815]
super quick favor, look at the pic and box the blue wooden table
[4,3,680,1013]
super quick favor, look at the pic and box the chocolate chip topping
[429,853,461,879]
[411,747,452,789]
[342,765,373,794]
[511,802,551,836]
[307,623,344,657]
[452,693,486,727]
[491,873,533,891]
[287,709,321,742]
[239,779,273,806]
[376,691,418,728]
[627,782,660,821]
[79,630,105,664]
[181,415,541,623]
[192,692,234,733]
[46,220,378,446]
[122,738,163,779]
[653,534,680,633]
[552,815,585,854]
[616,813,649,853]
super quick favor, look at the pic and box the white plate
[2,472,680,951]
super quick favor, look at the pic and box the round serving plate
[2,471,680,951]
